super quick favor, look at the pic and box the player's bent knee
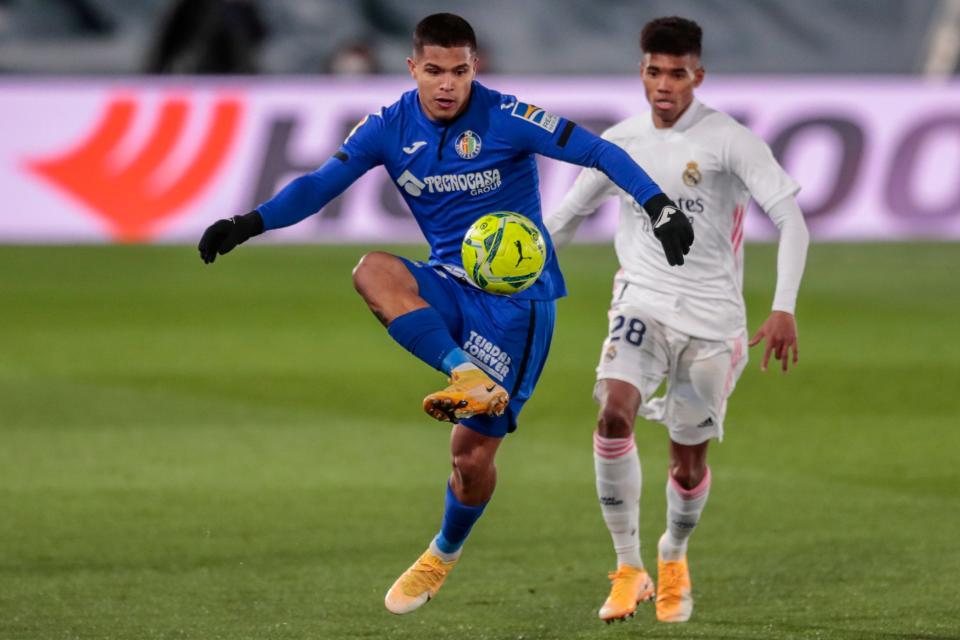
[352,252,409,297]
[597,404,636,438]
[352,251,390,287]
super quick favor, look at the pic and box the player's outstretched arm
[573,134,695,266]
[198,111,386,265]
[197,158,364,265]
[533,120,693,265]
[748,196,809,372]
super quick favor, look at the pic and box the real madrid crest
[455,130,482,159]
[682,161,702,186]
[604,344,618,362]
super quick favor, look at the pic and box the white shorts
[594,301,747,445]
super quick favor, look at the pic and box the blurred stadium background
[1,1,959,639]
[1,0,957,75]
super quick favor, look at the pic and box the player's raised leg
[656,440,709,623]
[352,251,508,421]
[594,379,654,622]
[385,424,501,614]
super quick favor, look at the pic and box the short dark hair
[413,13,477,54]
[640,17,702,57]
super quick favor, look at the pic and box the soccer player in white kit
[546,17,809,624]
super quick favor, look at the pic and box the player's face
[640,52,704,128]
[407,45,477,121]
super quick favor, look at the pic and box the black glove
[643,193,694,266]
[198,211,264,264]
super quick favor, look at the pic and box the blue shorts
[401,258,556,438]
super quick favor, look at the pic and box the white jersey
[551,99,800,341]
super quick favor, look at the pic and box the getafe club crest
[682,161,702,186]
[455,130,482,160]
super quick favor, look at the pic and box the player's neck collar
[649,98,701,133]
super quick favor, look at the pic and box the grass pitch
[1,243,958,640]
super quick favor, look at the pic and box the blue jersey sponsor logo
[396,168,503,197]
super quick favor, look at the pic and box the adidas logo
[696,417,715,428]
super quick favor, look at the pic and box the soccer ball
[461,212,547,295]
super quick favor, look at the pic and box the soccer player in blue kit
[198,13,693,615]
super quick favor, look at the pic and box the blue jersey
[257,81,664,301]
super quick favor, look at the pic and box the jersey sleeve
[546,166,616,249]
[499,98,664,210]
[766,196,809,314]
[257,112,386,230]
[725,125,800,212]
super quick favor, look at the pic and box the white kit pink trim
[669,465,712,500]
[593,431,637,460]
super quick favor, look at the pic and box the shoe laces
[403,558,448,596]
[607,567,640,601]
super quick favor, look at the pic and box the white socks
[593,432,643,569]
[659,466,712,561]
[595,432,714,567]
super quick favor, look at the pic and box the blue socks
[387,307,471,375]
[441,348,472,374]
[435,482,487,555]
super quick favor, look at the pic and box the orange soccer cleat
[598,565,656,623]
[384,547,459,615]
[656,555,693,622]
[423,367,509,422]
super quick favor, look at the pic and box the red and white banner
[3,77,959,243]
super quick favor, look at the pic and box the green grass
[1,243,958,640]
